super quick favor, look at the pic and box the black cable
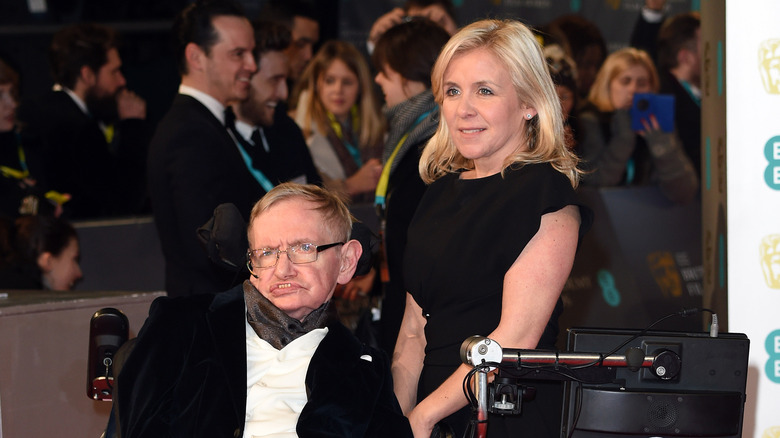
[563,307,713,370]
[461,307,717,433]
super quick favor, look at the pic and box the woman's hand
[368,8,406,47]
[407,406,435,438]
[344,158,383,195]
[636,113,663,136]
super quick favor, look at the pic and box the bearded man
[18,22,150,218]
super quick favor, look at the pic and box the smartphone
[630,93,675,133]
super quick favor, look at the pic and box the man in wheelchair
[115,183,411,437]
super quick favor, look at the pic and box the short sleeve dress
[403,162,586,437]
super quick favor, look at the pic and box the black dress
[403,163,588,437]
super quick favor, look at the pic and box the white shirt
[243,316,328,438]
[235,119,270,153]
[179,84,227,125]
[58,86,89,115]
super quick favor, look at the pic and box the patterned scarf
[382,89,439,176]
[243,280,339,349]
[324,117,360,177]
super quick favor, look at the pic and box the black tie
[224,106,236,129]
[224,108,252,154]
[251,128,263,149]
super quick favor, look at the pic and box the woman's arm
[406,205,582,438]
[392,292,427,415]
[640,118,700,204]
[578,110,638,186]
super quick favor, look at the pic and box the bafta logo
[759,39,780,94]
[762,425,780,438]
[647,251,683,298]
[760,234,780,289]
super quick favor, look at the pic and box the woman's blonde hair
[420,19,581,187]
[294,40,385,149]
[587,47,659,112]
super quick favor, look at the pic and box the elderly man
[117,183,412,438]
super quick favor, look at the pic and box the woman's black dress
[403,163,588,437]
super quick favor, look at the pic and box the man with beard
[227,21,321,198]
[147,1,267,298]
[260,0,320,110]
[18,23,150,219]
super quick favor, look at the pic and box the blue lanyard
[229,130,275,192]
[679,80,701,108]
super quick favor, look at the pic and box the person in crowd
[370,18,450,358]
[227,20,322,198]
[392,19,591,437]
[17,23,149,219]
[630,0,668,63]
[544,44,579,149]
[367,0,457,54]
[147,0,260,298]
[656,12,702,176]
[541,14,607,100]
[294,40,385,203]
[0,58,67,218]
[260,0,320,109]
[578,47,699,204]
[630,1,702,176]
[0,214,81,290]
[117,182,412,438]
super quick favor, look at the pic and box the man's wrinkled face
[247,198,345,321]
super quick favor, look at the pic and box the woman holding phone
[577,47,698,204]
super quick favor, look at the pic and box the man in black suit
[657,12,702,177]
[228,20,321,194]
[18,23,149,218]
[147,0,260,297]
[117,183,412,438]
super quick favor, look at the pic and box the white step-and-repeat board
[703,2,780,437]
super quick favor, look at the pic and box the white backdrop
[722,1,780,437]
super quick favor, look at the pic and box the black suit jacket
[243,112,323,188]
[148,94,267,297]
[117,284,412,438]
[17,90,149,218]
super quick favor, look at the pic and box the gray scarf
[243,280,338,350]
[382,89,439,176]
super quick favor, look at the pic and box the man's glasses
[246,242,344,271]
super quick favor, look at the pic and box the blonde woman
[578,47,698,203]
[393,19,590,437]
[294,40,385,202]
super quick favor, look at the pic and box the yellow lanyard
[327,107,362,166]
[0,134,29,180]
[374,110,432,213]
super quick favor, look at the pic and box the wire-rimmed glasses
[246,242,344,273]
